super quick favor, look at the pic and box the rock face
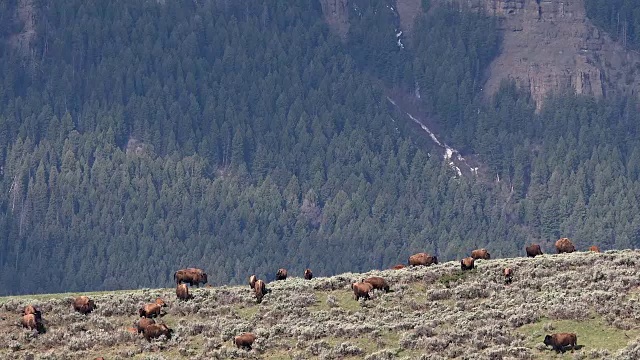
[451,0,640,110]
[319,0,350,39]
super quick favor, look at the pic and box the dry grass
[2,250,640,359]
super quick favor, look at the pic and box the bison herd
[15,237,597,355]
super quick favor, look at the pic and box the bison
[544,333,577,353]
[143,323,173,342]
[73,296,97,315]
[391,264,406,270]
[174,268,208,287]
[304,269,313,280]
[408,253,438,266]
[254,279,268,304]
[471,248,490,260]
[136,318,156,334]
[21,313,45,334]
[276,268,288,280]
[176,283,192,300]
[589,245,601,253]
[139,298,167,318]
[249,274,257,289]
[234,332,257,350]
[526,244,543,257]
[363,276,390,292]
[23,305,42,321]
[351,282,373,301]
[460,257,475,271]
[504,267,513,285]
[555,238,576,254]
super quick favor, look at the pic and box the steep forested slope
[1,0,640,296]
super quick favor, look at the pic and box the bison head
[543,335,553,346]
[201,273,208,284]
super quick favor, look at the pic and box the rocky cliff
[319,0,640,110]
[457,0,640,110]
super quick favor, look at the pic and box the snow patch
[396,30,404,49]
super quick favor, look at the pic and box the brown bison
[526,244,543,257]
[471,248,490,260]
[176,283,192,300]
[589,245,601,253]
[276,268,288,280]
[23,305,42,320]
[136,318,156,334]
[304,269,313,280]
[363,276,390,293]
[555,238,576,254]
[234,332,257,350]
[351,282,373,301]
[139,298,167,318]
[460,257,475,271]
[544,333,577,353]
[504,267,513,285]
[391,264,406,270]
[249,274,257,289]
[73,296,97,315]
[174,268,208,287]
[254,279,268,304]
[143,323,173,342]
[21,313,45,333]
[408,252,438,266]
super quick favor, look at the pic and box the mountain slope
[1,251,640,359]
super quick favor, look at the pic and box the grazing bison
[176,283,192,300]
[73,296,97,315]
[21,313,45,333]
[408,253,438,266]
[143,323,173,342]
[460,257,475,271]
[363,276,390,292]
[555,238,576,254]
[391,264,406,270]
[174,268,208,287]
[544,333,577,353]
[234,332,257,350]
[504,268,513,285]
[139,298,167,318]
[254,279,268,304]
[526,244,543,257]
[23,305,42,320]
[136,318,156,334]
[471,248,490,260]
[351,282,373,301]
[304,269,313,280]
[589,245,601,253]
[249,274,257,289]
[276,268,288,280]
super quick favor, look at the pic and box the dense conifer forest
[1,0,640,295]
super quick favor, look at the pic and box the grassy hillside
[2,251,640,359]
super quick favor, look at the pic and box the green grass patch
[311,290,362,312]
[0,288,166,304]
[236,305,260,319]
[438,269,471,287]
[518,317,640,356]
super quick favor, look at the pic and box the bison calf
[21,313,45,334]
[544,333,577,353]
[23,305,42,321]
[139,298,167,318]
[363,276,390,293]
[304,269,313,280]
[461,257,475,271]
[249,274,257,289]
[143,323,173,342]
[589,245,601,253]
[391,264,405,270]
[351,282,373,301]
[234,332,257,350]
[176,283,192,301]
